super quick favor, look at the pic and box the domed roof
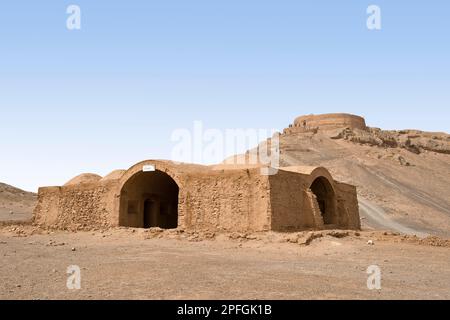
[100,170,126,181]
[64,173,102,186]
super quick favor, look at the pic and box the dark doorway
[120,170,179,229]
[310,177,336,225]
[143,199,155,228]
[143,197,177,229]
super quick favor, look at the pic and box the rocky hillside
[333,127,450,155]
[232,121,450,237]
[0,183,36,222]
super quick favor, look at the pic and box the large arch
[119,170,179,229]
[310,176,338,225]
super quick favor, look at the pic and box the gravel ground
[1,227,449,300]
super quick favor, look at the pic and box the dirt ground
[0,183,36,223]
[1,226,449,300]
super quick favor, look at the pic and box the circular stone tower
[293,113,367,131]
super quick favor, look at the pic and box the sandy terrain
[1,226,449,300]
[0,183,36,223]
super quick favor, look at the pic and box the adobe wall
[33,180,118,230]
[115,161,272,233]
[334,182,361,230]
[293,113,367,131]
[269,166,360,231]
[33,161,360,232]
[34,161,273,232]
[268,170,315,231]
[179,168,271,232]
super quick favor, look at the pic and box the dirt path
[358,198,429,237]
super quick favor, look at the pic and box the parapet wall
[293,113,367,131]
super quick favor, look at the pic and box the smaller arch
[309,176,338,226]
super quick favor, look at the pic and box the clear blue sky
[1,1,449,191]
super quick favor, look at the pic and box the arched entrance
[310,176,337,225]
[119,170,179,229]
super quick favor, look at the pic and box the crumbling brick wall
[181,169,271,232]
[268,168,360,231]
[269,170,313,231]
[335,182,361,230]
[34,181,118,230]
[34,161,360,232]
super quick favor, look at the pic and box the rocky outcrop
[282,113,449,155]
[330,127,450,155]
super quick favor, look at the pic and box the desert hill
[0,183,36,222]
[227,114,450,237]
